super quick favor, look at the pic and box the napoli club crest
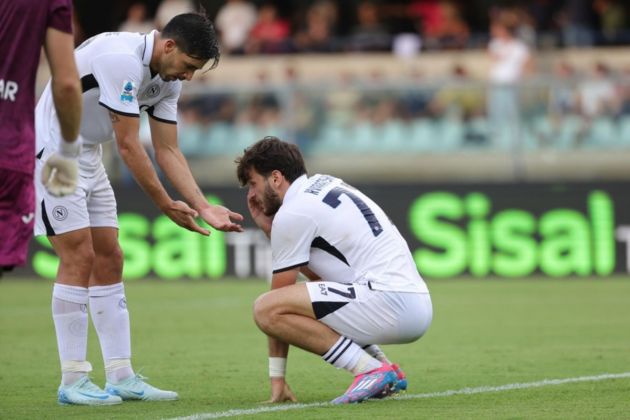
[144,84,160,98]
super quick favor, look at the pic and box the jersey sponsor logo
[52,206,68,221]
[318,283,328,295]
[21,213,34,224]
[120,80,136,103]
[0,79,19,102]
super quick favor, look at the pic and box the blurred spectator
[549,61,579,116]
[118,2,154,33]
[557,0,597,47]
[347,1,391,52]
[577,63,620,117]
[526,0,562,47]
[413,0,470,50]
[392,33,422,58]
[245,3,291,54]
[618,66,630,117]
[215,0,258,54]
[429,65,487,145]
[512,6,537,47]
[155,0,195,30]
[429,64,485,119]
[593,0,628,46]
[399,69,435,120]
[487,10,533,148]
[293,0,339,53]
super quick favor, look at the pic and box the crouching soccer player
[235,137,433,404]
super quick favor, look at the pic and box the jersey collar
[283,174,308,204]
[142,30,157,67]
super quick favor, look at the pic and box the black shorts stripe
[313,301,349,321]
[99,102,140,118]
[272,261,308,274]
[41,200,56,236]
[311,237,349,266]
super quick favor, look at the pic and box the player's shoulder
[78,32,145,63]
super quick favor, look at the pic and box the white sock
[363,344,391,364]
[322,336,382,376]
[89,283,134,383]
[52,283,89,386]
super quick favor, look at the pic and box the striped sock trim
[322,336,353,364]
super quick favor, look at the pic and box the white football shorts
[34,143,118,236]
[305,281,433,346]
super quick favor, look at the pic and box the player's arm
[45,28,81,144]
[148,118,243,233]
[266,268,300,403]
[112,112,209,235]
[40,27,83,197]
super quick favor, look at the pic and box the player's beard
[262,182,282,217]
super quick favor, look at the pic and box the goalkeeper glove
[41,138,81,197]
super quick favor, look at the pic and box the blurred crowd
[68,0,630,165]
[169,58,630,157]
[73,0,630,55]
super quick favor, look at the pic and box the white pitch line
[169,372,630,420]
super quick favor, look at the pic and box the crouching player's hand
[266,377,297,403]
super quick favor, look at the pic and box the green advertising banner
[22,182,630,280]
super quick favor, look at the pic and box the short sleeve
[91,54,143,117]
[147,83,181,124]
[47,0,73,34]
[271,211,318,273]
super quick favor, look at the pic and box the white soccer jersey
[271,174,429,294]
[36,30,180,151]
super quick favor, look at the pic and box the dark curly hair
[162,13,220,69]
[236,137,307,186]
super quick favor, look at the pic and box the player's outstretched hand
[264,377,297,403]
[41,154,78,197]
[163,200,210,235]
[247,194,273,237]
[199,205,244,233]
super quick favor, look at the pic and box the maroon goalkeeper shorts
[0,168,35,267]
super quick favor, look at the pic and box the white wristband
[269,357,287,378]
[59,138,81,158]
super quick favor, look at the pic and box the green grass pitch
[1,276,629,419]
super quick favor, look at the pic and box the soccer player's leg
[48,228,121,405]
[88,222,177,401]
[313,284,433,402]
[0,168,35,274]
[254,282,395,404]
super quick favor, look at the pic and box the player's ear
[164,39,177,54]
[271,170,282,186]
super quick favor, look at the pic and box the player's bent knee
[253,292,283,333]
[253,293,271,332]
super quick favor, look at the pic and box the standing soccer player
[0,0,82,276]
[34,13,244,406]
[236,137,433,404]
